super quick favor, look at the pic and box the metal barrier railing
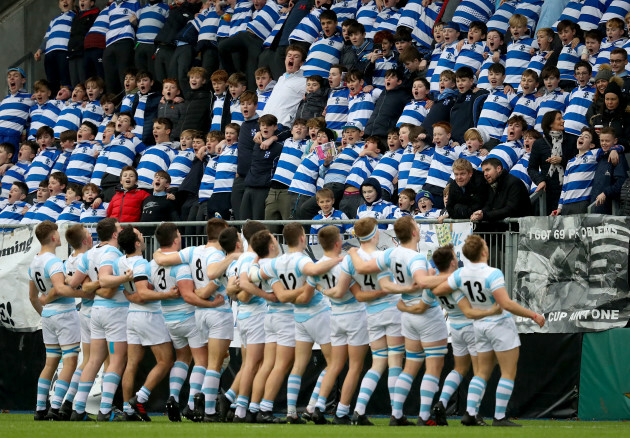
[530,190,547,216]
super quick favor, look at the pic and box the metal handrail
[530,190,547,216]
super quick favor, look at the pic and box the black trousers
[207,191,232,220]
[231,176,247,220]
[218,32,264,90]
[68,56,86,87]
[258,45,287,80]
[200,45,220,77]
[135,43,156,77]
[44,50,71,95]
[241,187,270,220]
[170,45,195,95]
[154,45,175,83]
[103,39,135,96]
[83,48,104,80]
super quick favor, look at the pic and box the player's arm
[195,281,220,299]
[270,281,300,303]
[68,270,87,289]
[432,279,454,296]
[98,265,132,288]
[152,250,183,266]
[378,276,418,294]
[179,278,216,308]
[352,287,388,302]
[348,248,380,274]
[456,297,502,319]
[294,283,315,304]
[137,280,179,302]
[226,276,241,300]
[301,256,344,277]
[238,271,271,300]
[124,289,144,304]
[95,286,118,299]
[412,269,449,290]
[397,299,430,314]
[321,272,352,299]
[81,278,100,296]
[207,252,241,280]
[50,272,88,298]
[29,281,43,315]
[493,287,545,327]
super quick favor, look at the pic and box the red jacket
[107,187,150,223]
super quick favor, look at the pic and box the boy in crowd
[96,94,116,143]
[396,188,416,217]
[504,14,535,89]
[397,77,430,127]
[340,21,373,73]
[242,115,284,220]
[1,67,34,149]
[65,121,100,186]
[414,190,440,218]
[167,129,196,193]
[564,61,596,136]
[82,76,106,128]
[24,126,61,203]
[371,127,403,201]
[0,182,30,224]
[365,30,399,90]
[52,129,77,174]
[340,135,384,218]
[227,73,248,125]
[296,75,328,120]
[120,68,139,113]
[54,84,86,139]
[141,171,178,222]
[347,70,382,128]
[28,79,61,140]
[423,122,465,208]
[131,71,162,146]
[488,115,528,171]
[106,166,150,223]
[500,69,539,141]
[476,63,517,147]
[450,66,489,144]
[556,20,584,89]
[210,70,230,132]
[57,183,84,223]
[22,180,50,224]
[595,17,627,70]
[399,46,423,89]
[1,142,37,202]
[535,66,569,131]
[208,123,240,220]
[591,127,629,213]
[255,67,276,116]
[325,64,350,137]
[158,78,183,141]
[582,29,603,73]
[265,119,309,233]
[79,183,108,226]
[309,188,351,244]
[356,177,396,226]
[232,91,260,220]
[36,172,68,223]
[431,21,461,94]
[136,117,176,191]
[422,70,458,138]
[454,21,489,75]
[303,10,344,78]
[527,27,554,77]
[477,29,505,90]
[180,67,212,134]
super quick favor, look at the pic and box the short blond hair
[509,14,528,28]
[452,158,473,173]
[463,128,482,143]
[187,67,207,79]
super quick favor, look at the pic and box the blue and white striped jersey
[150,256,195,323]
[397,99,429,127]
[0,201,29,225]
[426,44,443,87]
[0,161,28,200]
[289,7,323,44]
[198,156,218,202]
[579,0,606,31]
[65,142,102,185]
[229,0,255,37]
[136,1,169,44]
[136,142,176,189]
[501,92,539,141]
[233,252,267,319]
[371,148,403,195]
[331,0,360,23]
[29,252,74,317]
[80,203,108,225]
[180,245,231,313]
[564,84,596,136]
[217,6,236,38]
[553,0,584,31]
[601,1,630,24]
[197,10,220,46]
[92,243,127,308]
[247,0,281,41]
[167,149,194,189]
[505,36,536,88]
[52,148,73,174]
[406,146,434,192]
[272,138,309,187]
[348,88,382,128]
[303,33,344,78]
[212,144,238,194]
[526,50,550,77]
[423,288,472,329]
[454,41,489,74]
[262,8,289,48]
[96,114,113,143]
[447,263,509,322]
[341,249,397,313]
[289,150,322,196]
[82,101,105,128]
[54,101,83,138]
[35,193,66,223]
[558,43,585,81]
[57,201,83,223]
[559,148,605,206]
[20,202,44,224]
[425,144,466,189]
[120,93,136,114]
[310,257,360,316]
[210,92,226,131]
[28,101,62,140]
[431,41,460,92]
[323,143,362,184]
[594,37,627,71]
[87,8,109,37]
[370,7,399,38]
[104,134,146,177]
[309,208,351,244]
[356,199,396,226]
[372,54,398,89]
[0,89,34,136]
[326,87,350,136]
[230,97,244,125]
[345,154,380,189]
[256,82,276,116]
[104,0,140,46]
[487,141,525,171]
[43,11,75,54]
[477,54,505,91]
[477,87,518,141]
[509,152,535,193]
[397,144,414,192]
[398,0,442,49]
[375,246,429,304]
[535,89,568,131]
[24,147,61,193]
[115,255,159,313]
[452,0,495,33]
[356,0,378,38]
[65,252,93,313]
[90,145,112,186]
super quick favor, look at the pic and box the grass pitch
[0,414,627,438]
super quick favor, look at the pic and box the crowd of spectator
[1,0,630,233]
